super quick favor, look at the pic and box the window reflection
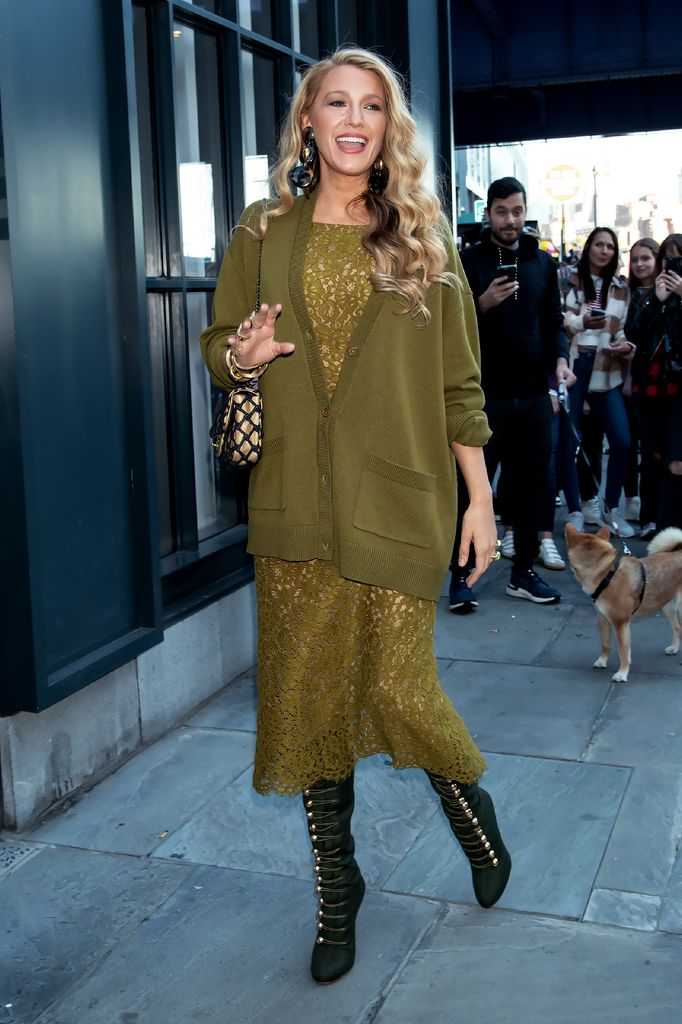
[239,0,273,38]
[133,5,162,276]
[241,49,277,204]
[186,293,242,539]
[173,25,226,277]
[292,0,319,57]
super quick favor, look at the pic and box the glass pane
[337,0,358,46]
[292,0,319,58]
[186,292,244,539]
[173,25,226,277]
[146,293,174,557]
[241,48,277,205]
[239,0,273,37]
[182,1,218,11]
[133,5,162,277]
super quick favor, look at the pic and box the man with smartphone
[450,176,571,608]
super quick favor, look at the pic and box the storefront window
[186,292,242,539]
[173,24,226,277]
[292,0,319,57]
[133,5,162,277]
[241,48,278,204]
[238,0,273,38]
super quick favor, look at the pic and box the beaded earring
[288,126,319,190]
[368,154,388,196]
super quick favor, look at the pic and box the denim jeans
[558,350,631,513]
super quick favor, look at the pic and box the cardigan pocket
[352,452,436,549]
[248,435,286,511]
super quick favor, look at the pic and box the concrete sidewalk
[3,524,682,1023]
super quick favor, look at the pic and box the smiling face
[629,244,657,286]
[486,192,526,248]
[301,64,387,186]
[588,231,616,275]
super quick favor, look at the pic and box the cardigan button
[322,473,329,486]
[348,346,359,357]
[321,406,330,418]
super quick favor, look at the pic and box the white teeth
[337,136,366,144]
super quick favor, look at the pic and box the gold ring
[491,551,501,561]
[495,538,501,548]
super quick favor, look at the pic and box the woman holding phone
[625,233,682,530]
[559,227,633,536]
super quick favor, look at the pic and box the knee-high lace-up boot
[426,773,512,909]
[302,774,365,984]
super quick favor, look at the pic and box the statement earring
[288,126,319,190]
[368,154,388,196]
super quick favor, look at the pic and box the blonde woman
[200,47,510,984]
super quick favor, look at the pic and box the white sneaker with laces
[567,510,584,531]
[581,496,606,526]
[609,512,635,538]
[537,538,565,570]
[624,496,641,522]
[500,529,515,559]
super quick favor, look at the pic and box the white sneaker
[500,529,515,559]
[609,512,635,538]
[640,522,657,541]
[582,496,606,526]
[624,496,641,522]
[537,538,565,571]
[567,511,585,531]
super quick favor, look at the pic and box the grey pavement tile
[0,845,191,1024]
[660,843,682,934]
[584,888,661,931]
[187,671,258,732]
[538,601,682,677]
[36,864,439,1024]
[27,729,254,855]
[154,755,439,889]
[439,660,611,760]
[595,768,682,895]
[434,595,571,662]
[372,906,682,1024]
[585,676,682,770]
[383,752,630,918]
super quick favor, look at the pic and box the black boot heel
[426,773,512,908]
[303,775,365,984]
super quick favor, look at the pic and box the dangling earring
[288,126,318,190]
[368,154,388,196]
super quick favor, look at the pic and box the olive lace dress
[252,222,487,795]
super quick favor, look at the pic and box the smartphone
[664,256,682,275]
[590,307,607,318]
[496,264,517,282]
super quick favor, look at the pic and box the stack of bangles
[225,319,268,383]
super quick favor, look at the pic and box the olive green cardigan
[200,195,491,601]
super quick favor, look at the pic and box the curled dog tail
[647,527,682,554]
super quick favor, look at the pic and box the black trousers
[451,394,553,574]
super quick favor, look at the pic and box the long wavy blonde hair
[258,47,456,322]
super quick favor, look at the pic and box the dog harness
[590,557,647,613]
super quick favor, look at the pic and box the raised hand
[227,303,295,369]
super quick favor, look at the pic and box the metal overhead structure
[451,0,682,145]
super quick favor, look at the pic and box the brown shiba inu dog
[564,523,682,682]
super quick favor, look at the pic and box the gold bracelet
[225,345,268,382]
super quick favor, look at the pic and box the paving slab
[584,888,661,931]
[585,675,682,770]
[154,755,439,889]
[434,595,571,663]
[372,905,682,1024]
[0,845,191,1024]
[28,728,254,855]
[35,864,439,1024]
[538,602,682,677]
[595,767,682,895]
[660,843,682,935]
[439,660,611,760]
[187,671,258,733]
[383,752,630,918]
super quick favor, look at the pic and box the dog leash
[590,557,647,612]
